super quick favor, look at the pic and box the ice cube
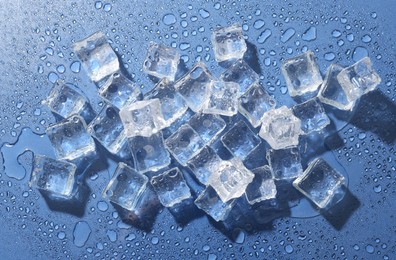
[142,42,180,81]
[293,157,345,208]
[43,80,96,124]
[194,186,235,222]
[221,121,262,160]
[259,106,301,150]
[318,64,355,110]
[203,80,239,117]
[144,78,188,126]
[98,72,142,110]
[187,146,222,185]
[103,162,148,211]
[266,147,303,180]
[220,59,259,94]
[119,99,166,138]
[162,109,195,139]
[238,83,276,128]
[208,157,254,202]
[337,56,381,102]
[73,32,119,82]
[292,98,330,134]
[128,132,171,173]
[150,167,191,207]
[174,62,214,112]
[211,24,247,62]
[188,113,226,144]
[46,115,96,161]
[281,51,323,97]
[245,165,277,205]
[165,124,205,166]
[29,155,77,199]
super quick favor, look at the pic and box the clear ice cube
[150,167,191,207]
[292,98,330,134]
[221,121,262,160]
[187,146,222,185]
[293,157,345,208]
[220,59,259,94]
[188,113,226,144]
[73,32,119,82]
[259,106,301,150]
[165,124,205,166]
[238,82,276,128]
[245,165,277,205]
[162,109,195,139]
[211,24,247,62]
[142,42,180,81]
[337,56,381,102]
[203,80,239,117]
[267,147,303,180]
[103,162,148,211]
[281,51,323,97]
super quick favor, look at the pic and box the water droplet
[106,229,117,242]
[199,9,210,19]
[352,46,368,62]
[70,61,81,73]
[324,52,336,61]
[366,244,375,254]
[37,65,44,74]
[97,201,108,211]
[45,47,54,56]
[103,3,112,12]
[214,3,221,10]
[125,233,136,241]
[253,20,265,29]
[347,33,354,42]
[163,14,176,25]
[361,34,372,43]
[374,185,382,193]
[94,1,102,9]
[57,231,66,239]
[179,43,190,51]
[151,236,159,245]
[371,12,377,19]
[332,30,342,38]
[203,245,210,252]
[257,29,272,44]
[48,72,59,83]
[280,28,295,43]
[302,26,317,41]
[56,65,66,74]
[235,230,245,244]
[285,244,294,254]
[73,221,91,247]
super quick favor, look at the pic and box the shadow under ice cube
[245,165,277,205]
[143,42,180,81]
[292,98,330,134]
[188,113,226,144]
[267,147,303,180]
[187,146,222,185]
[211,24,247,62]
[220,59,259,94]
[203,80,239,117]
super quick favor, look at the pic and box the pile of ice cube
[30,25,381,224]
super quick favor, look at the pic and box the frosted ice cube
[245,165,277,205]
[267,147,303,180]
[103,162,148,211]
[211,24,247,62]
[187,146,222,185]
[29,155,77,199]
[119,99,166,138]
[293,158,345,208]
[208,157,254,202]
[259,106,301,150]
[337,57,381,102]
[73,32,119,82]
[221,121,261,160]
[162,109,195,139]
[165,124,205,166]
[281,51,323,97]
[174,62,214,112]
[318,64,355,110]
[194,186,235,222]
[142,42,180,81]
[220,59,259,94]
[150,167,191,207]
[98,72,142,110]
[292,98,330,134]
[203,80,239,117]
[238,82,276,128]
[188,113,226,144]
[128,132,171,173]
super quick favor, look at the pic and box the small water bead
[95,1,102,9]
[362,35,372,43]
[199,9,210,19]
[70,61,81,73]
[48,72,59,83]
[332,30,342,38]
[324,52,336,61]
[56,65,66,74]
[103,3,112,12]
[285,244,294,254]
[281,28,295,43]
[253,20,265,29]
[163,14,176,25]
[366,244,375,254]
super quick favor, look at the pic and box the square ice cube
[194,186,235,222]
[142,42,180,81]
[165,124,205,166]
[188,113,226,144]
[293,157,345,208]
[319,64,355,110]
[187,146,222,185]
[259,106,301,150]
[238,83,276,128]
[29,155,77,199]
[337,57,381,102]
[150,167,191,207]
[73,32,119,82]
[128,132,171,173]
[103,162,148,211]
[208,157,254,202]
[292,98,330,134]
[245,165,277,205]
[98,72,142,110]
[221,121,261,160]
[162,109,195,139]
[267,147,303,180]
[174,62,214,112]
[220,59,259,94]
[281,51,323,97]
[203,80,239,117]
[144,78,188,126]
[46,115,96,161]
[119,99,166,137]
[211,24,247,62]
